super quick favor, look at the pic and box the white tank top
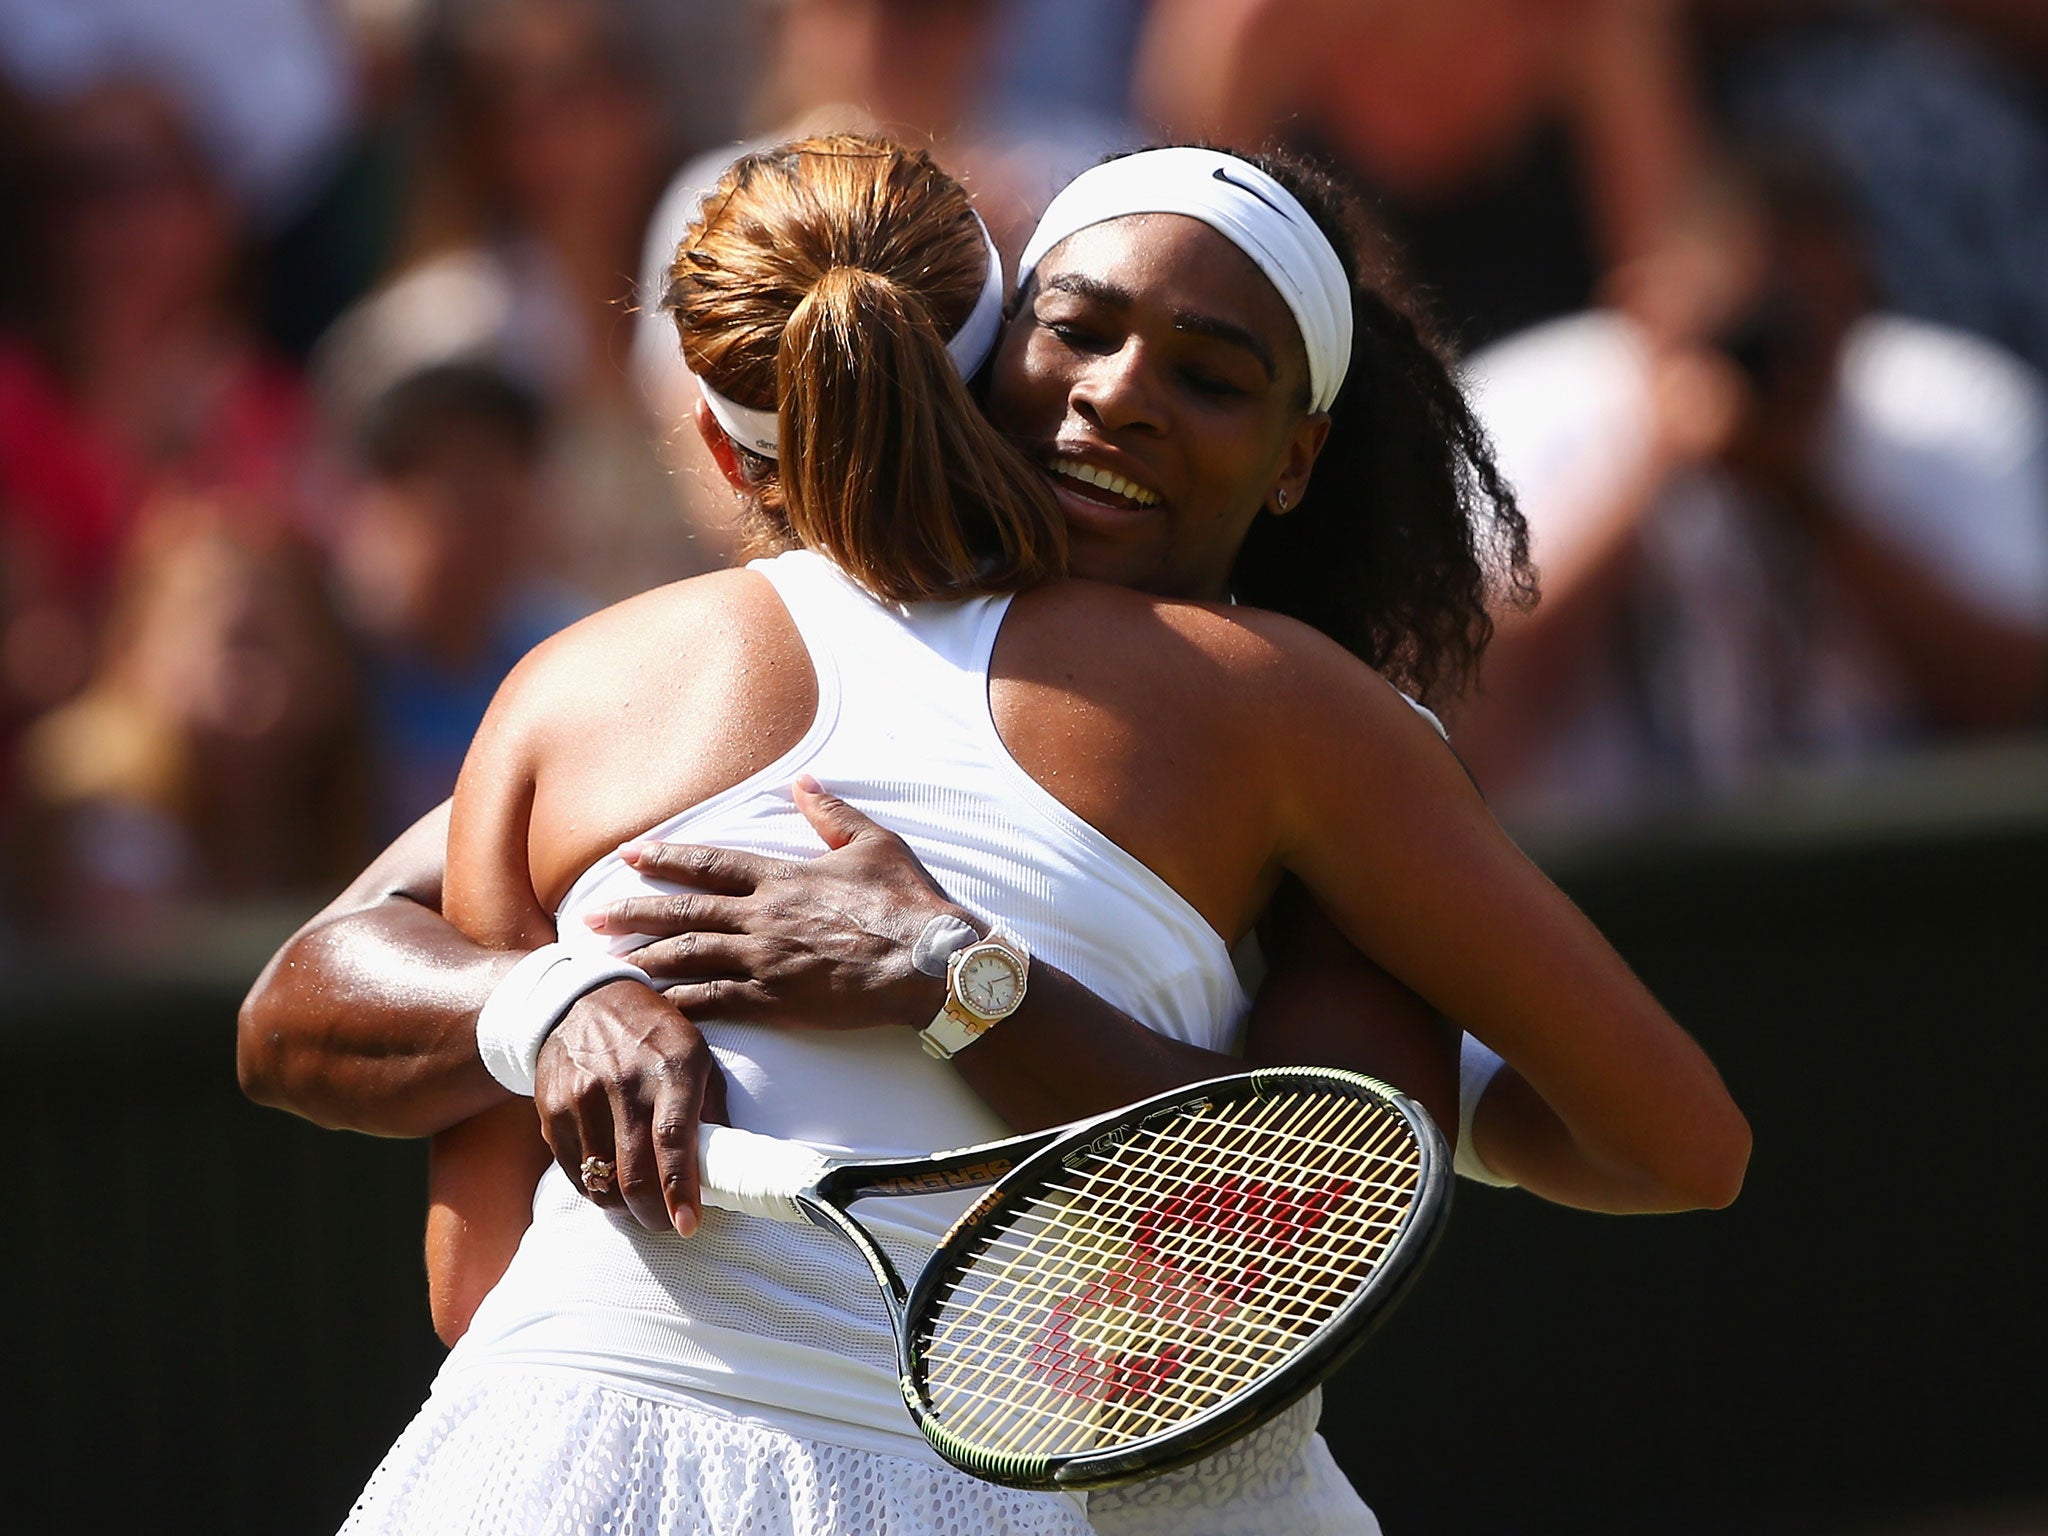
[441,550,1251,1462]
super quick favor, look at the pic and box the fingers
[615,1047,722,1237]
[609,1075,675,1235]
[536,983,721,1236]
[586,891,747,941]
[620,930,753,985]
[536,1072,623,1218]
[650,1080,705,1237]
[699,1057,730,1128]
[793,773,882,851]
[618,840,777,895]
[661,978,774,1021]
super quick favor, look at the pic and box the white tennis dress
[341,551,1380,1535]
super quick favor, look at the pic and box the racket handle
[695,1124,831,1225]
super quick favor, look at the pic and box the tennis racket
[694,1064,1450,1490]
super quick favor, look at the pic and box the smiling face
[986,214,1333,598]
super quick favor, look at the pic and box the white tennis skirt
[338,1369,1379,1536]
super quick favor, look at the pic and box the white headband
[1016,148,1354,414]
[698,213,1007,460]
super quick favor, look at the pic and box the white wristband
[476,942,654,1096]
[1454,1034,1517,1187]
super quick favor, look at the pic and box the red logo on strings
[1028,1174,1355,1403]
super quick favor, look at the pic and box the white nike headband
[1016,148,1354,414]
[698,212,1007,460]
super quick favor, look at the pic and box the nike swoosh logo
[1212,165,1294,222]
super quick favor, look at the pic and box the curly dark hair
[1220,145,1536,709]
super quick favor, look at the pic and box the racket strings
[1016,1094,1408,1455]
[918,1088,1421,1460]
[1068,1102,1411,1452]
[929,1096,1308,1448]
[936,1091,1412,1458]
[935,1140,1416,1331]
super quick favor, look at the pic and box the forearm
[427,1100,553,1343]
[1248,887,1731,1212]
[237,800,521,1138]
[1469,1062,1735,1213]
[945,962,1242,1132]
[1566,0,1702,273]
[238,899,519,1137]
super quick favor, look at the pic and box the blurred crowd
[0,0,2043,940]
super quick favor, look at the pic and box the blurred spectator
[0,0,353,230]
[990,0,1151,125]
[1702,3,2048,379]
[259,0,430,362]
[1133,0,1709,351]
[318,0,716,607]
[0,79,317,789]
[1457,147,2048,824]
[732,0,1132,241]
[335,362,577,839]
[15,496,363,928]
[265,0,750,362]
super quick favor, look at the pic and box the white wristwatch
[914,919,1030,1060]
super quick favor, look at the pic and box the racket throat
[805,1198,913,1310]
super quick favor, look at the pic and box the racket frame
[758,1066,1449,1491]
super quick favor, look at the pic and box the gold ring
[580,1155,616,1195]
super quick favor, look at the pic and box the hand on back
[539,780,970,1236]
[584,777,966,1033]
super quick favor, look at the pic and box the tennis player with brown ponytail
[277,136,1746,1536]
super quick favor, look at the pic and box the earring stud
[1275,489,1290,511]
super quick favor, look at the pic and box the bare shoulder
[1009,579,1403,708]
[485,568,779,737]
[468,565,815,907]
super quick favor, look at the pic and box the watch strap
[918,1005,990,1061]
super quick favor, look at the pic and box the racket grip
[695,1124,831,1225]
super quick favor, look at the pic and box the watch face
[955,948,1024,1020]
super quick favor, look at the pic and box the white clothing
[341,1371,1373,1536]
[442,547,1247,1460]
[346,551,1394,1532]
[344,1368,1093,1536]
[1466,309,2048,818]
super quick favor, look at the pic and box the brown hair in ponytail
[664,135,1065,602]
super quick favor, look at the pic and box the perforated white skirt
[1088,1393,1383,1536]
[339,1367,1096,1536]
[339,1369,1380,1536]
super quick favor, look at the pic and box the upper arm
[443,648,563,952]
[423,651,566,1334]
